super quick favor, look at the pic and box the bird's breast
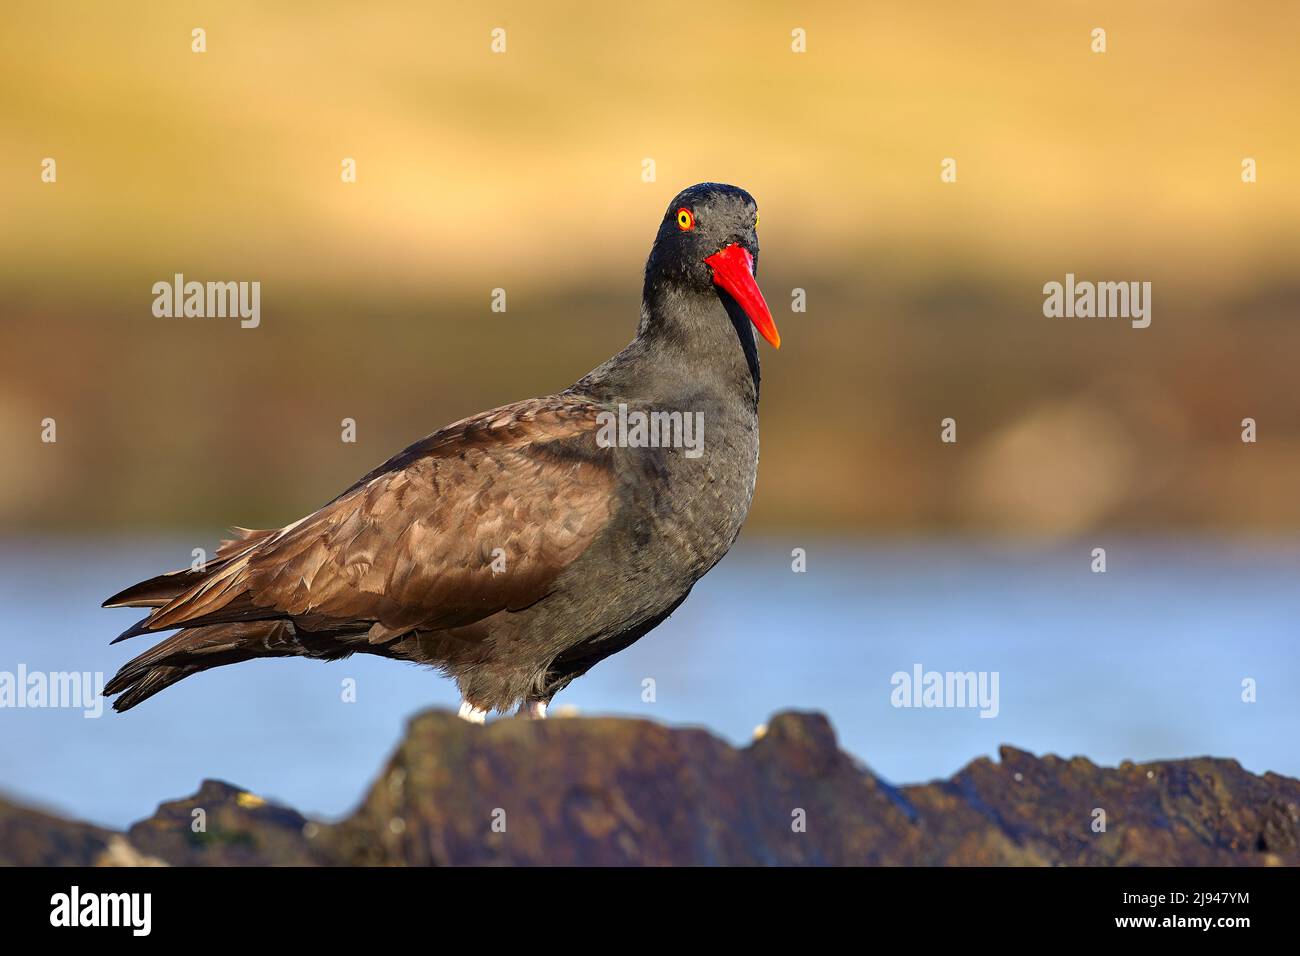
[609,399,759,581]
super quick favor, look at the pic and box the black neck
[572,281,760,410]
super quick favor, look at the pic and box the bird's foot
[517,699,548,720]
[457,700,488,724]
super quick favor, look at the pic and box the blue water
[1,538,1296,829]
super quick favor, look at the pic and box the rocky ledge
[3,711,1298,866]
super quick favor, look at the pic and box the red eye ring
[675,207,695,231]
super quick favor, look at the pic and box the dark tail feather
[112,616,158,644]
[105,620,302,712]
[101,527,277,610]
[107,663,212,712]
[103,568,206,610]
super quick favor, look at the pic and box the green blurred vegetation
[2,1,1298,536]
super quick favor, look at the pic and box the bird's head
[644,182,780,350]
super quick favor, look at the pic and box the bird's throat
[635,282,761,405]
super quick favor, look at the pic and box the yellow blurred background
[3,1,1298,536]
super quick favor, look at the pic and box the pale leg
[457,700,488,724]
[517,699,548,720]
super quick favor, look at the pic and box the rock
[124,779,319,866]
[0,792,114,866]
[95,835,169,868]
[2,710,1297,866]
[321,710,921,866]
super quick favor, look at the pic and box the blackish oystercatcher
[104,183,780,721]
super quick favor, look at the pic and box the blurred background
[2,2,1298,828]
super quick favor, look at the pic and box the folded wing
[103,397,617,707]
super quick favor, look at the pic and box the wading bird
[104,183,780,721]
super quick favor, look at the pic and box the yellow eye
[676,207,695,231]
[755,212,760,229]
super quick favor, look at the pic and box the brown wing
[102,527,280,612]
[121,397,616,641]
